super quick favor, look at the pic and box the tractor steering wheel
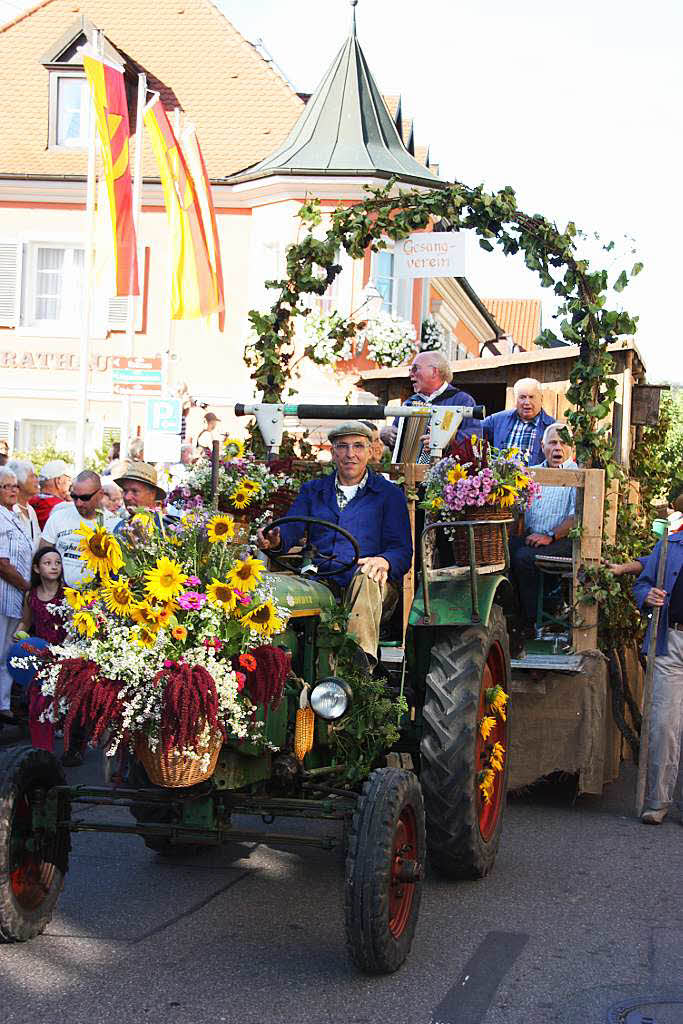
[262,516,360,579]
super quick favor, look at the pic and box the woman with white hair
[8,459,40,554]
[0,466,32,724]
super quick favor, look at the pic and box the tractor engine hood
[267,573,337,619]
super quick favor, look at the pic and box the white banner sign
[393,231,466,278]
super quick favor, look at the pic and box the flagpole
[75,28,101,470]
[120,71,147,461]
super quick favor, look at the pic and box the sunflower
[154,600,177,628]
[446,463,468,484]
[226,556,265,593]
[72,610,97,638]
[479,715,497,741]
[80,588,101,605]
[490,741,505,773]
[223,437,245,458]
[102,579,135,617]
[131,601,163,630]
[206,579,238,611]
[479,768,495,804]
[207,514,235,544]
[133,625,158,649]
[240,478,260,494]
[76,522,123,576]
[241,599,282,637]
[64,587,87,611]
[171,625,188,642]
[487,685,508,721]
[144,557,187,602]
[230,487,252,510]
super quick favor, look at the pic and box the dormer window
[51,70,91,149]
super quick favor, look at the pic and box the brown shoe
[641,807,668,825]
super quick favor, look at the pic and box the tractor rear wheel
[420,604,510,880]
[345,767,425,974]
[0,745,69,942]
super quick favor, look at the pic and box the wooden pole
[635,530,669,817]
[210,439,220,501]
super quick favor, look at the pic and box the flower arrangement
[478,685,508,804]
[420,435,542,519]
[38,508,290,771]
[358,310,417,367]
[168,446,296,525]
[420,313,445,352]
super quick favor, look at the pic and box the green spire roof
[231,10,443,187]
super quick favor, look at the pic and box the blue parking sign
[146,398,182,434]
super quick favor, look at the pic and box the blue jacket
[632,531,683,655]
[481,408,556,465]
[278,470,413,588]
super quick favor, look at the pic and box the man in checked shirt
[509,422,577,629]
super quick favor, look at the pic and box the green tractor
[0,403,512,974]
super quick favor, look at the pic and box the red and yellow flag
[82,53,139,296]
[144,97,220,320]
[180,121,225,331]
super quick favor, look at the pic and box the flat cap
[328,421,373,442]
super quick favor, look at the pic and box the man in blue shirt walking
[258,422,412,666]
[632,511,683,825]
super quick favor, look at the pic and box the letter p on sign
[146,398,182,434]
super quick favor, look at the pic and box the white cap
[39,459,74,481]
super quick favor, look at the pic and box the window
[26,244,84,328]
[49,72,91,149]
[20,419,76,452]
[317,247,353,316]
[373,250,412,321]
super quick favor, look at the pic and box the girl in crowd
[15,545,66,751]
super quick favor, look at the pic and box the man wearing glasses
[40,471,116,589]
[258,422,412,667]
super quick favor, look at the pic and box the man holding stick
[632,514,683,825]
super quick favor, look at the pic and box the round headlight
[310,678,351,721]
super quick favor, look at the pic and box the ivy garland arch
[245,178,640,471]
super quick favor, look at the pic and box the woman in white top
[8,460,41,555]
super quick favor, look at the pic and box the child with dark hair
[14,545,66,751]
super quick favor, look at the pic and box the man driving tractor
[258,421,412,667]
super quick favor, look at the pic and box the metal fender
[408,573,514,628]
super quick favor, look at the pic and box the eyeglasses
[332,442,369,453]
[70,489,100,502]
[0,483,18,490]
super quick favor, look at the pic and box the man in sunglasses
[40,471,116,589]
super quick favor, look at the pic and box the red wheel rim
[475,642,507,842]
[9,789,55,910]
[388,805,419,939]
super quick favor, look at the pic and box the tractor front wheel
[0,745,69,942]
[420,604,510,880]
[345,767,425,974]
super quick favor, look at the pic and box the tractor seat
[533,554,573,573]
[533,554,573,637]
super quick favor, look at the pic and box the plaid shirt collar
[334,471,368,511]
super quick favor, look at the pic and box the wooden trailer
[360,342,665,794]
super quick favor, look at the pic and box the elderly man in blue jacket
[632,520,683,825]
[481,377,555,465]
[258,422,412,666]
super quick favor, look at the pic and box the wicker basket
[450,510,510,567]
[135,731,223,788]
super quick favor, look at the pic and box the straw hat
[114,461,166,500]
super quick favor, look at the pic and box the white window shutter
[0,242,22,326]
[106,246,146,331]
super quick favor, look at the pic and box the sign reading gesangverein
[393,232,467,278]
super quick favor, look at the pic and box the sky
[1,0,680,382]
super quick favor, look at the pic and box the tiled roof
[414,144,430,168]
[382,94,401,122]
[482,298,542,350]
[0,0,305,179]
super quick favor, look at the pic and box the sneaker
[61,749,84,768]
[641,807,668,825]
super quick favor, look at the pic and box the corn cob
[294,686,315,761]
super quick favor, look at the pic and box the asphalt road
[1,733,681,1024]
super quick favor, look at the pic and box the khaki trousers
[646,628,683,811]
[344,572,398,662]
